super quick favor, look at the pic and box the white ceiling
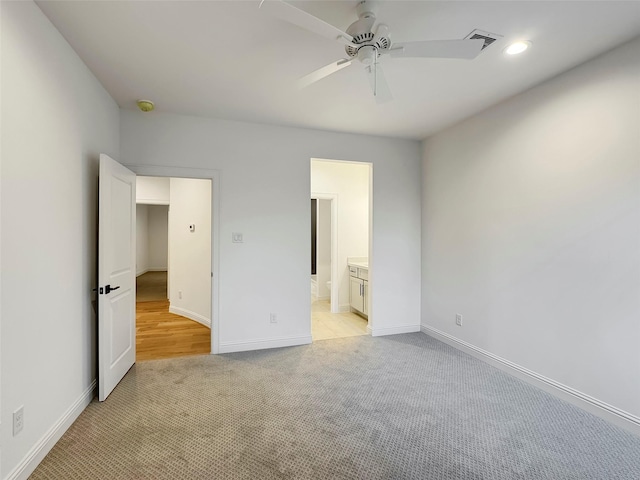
[37,1,640,140]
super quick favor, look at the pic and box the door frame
[311,158,373,332]
[126,164,221,354]
[310,193,338,314]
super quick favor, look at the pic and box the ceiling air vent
[464,29,503,51]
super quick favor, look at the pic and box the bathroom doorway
[310,159,372,341]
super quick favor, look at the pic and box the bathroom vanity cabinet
[349,264,368,317]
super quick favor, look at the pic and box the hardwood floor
[136,300,211,361]
[136,271,168,302]
[136,272,211,362]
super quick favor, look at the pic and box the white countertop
[348,260,368,269]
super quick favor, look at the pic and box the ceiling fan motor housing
[345,1,390,58]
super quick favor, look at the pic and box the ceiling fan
[259,0,486,103]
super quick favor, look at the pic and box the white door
[98,154,136,401]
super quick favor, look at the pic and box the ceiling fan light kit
[260,0,499,103]
[136,100,155,112]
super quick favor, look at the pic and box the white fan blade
[298,59,353,89]
[390,39,485,60]
[260,0,355,47]
[365,62,393,104]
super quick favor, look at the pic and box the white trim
[420,325,640,436]
[136,268,166,277]
[6,381,96,480]
[310,192,339,314]
[219,335,312,354]
[370,324,420,336]
[338,304,351,313]
[125,164,221,354]
[169,305,211,328]
[136,199,169,206]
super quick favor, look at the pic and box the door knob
[105,285,121,294]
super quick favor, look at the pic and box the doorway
[135,175,213,360]
[126,165,220,354]
[310,159,372,341]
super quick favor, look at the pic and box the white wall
[421,38,640,429]
[1,1,120,477]
[148,205,169,271]
[120,110,421,347]
[316,199,331,299]
[136,205,168,276]
[312,161,370,309]
[136,204,150,275]
[136,176,169,204]
[168,178,211,326]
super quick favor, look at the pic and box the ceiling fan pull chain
[374,56,378,96]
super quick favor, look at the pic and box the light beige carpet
[30,334,640,479]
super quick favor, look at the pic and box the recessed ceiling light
[504,41,531,56]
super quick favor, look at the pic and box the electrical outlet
[455,314,463,326]
[178,290,183,299]
[13,406,24,436]
[270,313,277,324]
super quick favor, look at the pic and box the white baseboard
[136,268,166,277]
[338,304,351,313]
[136,198,169,206]
[6,380,96,480]
[219,335,312,354]
[169,305,211,328]
[370,323,420,336]
[421,324,640,437]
